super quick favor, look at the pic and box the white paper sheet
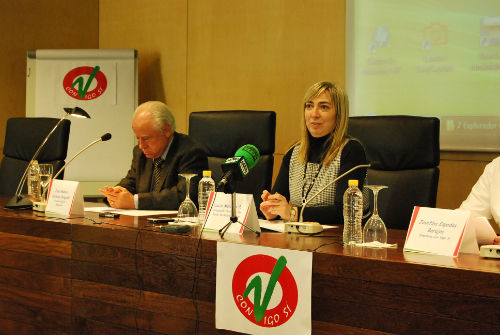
[84,206,177,217]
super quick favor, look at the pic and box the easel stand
[218,192,260,238]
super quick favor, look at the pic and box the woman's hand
[260,190,291,221]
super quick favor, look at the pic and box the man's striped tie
[152,158,163,190]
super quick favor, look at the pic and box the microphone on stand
[285,163,371,234]
[216,144,261,238]
[32,132,111,212]
[52,133,112,179]
[217,144,260,193]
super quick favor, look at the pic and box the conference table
[0,197,498,335]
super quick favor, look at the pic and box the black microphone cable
[312,239,343,252]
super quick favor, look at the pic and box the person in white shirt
[459,156,500,244]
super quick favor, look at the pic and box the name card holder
[204,192,260,235]
[404,206,477,257]
[45,179,84,217]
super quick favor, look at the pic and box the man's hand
[99,186,135,209]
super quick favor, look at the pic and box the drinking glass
[38,164,53,203]
[177,173,198,223]
[363,185,388,244]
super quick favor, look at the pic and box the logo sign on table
[216,242,312,335]
[404,206,476,257]
[204,192,260,235]
[45,179,84,217]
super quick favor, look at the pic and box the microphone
[284,163,371,234]
[216,144,260,192]
[52,133,112,179]
[299,163,370,222]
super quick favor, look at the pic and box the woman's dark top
[272,135,367,225]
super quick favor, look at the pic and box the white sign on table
[45,179,84,217]
[216,242,312,335]
[403,206,475,256]
[204,192,260,235]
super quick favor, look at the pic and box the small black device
[160,224,190,234]
[147,217,175,223]
[99,212,120,218]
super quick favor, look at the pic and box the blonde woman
[260,81,367,224]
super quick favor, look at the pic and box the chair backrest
[189,111,276,208]
[348,115,440,230]
[0,117,71,196]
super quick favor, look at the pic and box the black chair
[0,117,71,196]
[348,115,440,230]
[189,110,276,209]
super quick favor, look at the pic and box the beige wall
[0,0,497,210]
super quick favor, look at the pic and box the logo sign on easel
[204,192,260,234]
[216,242,312,335]
[404,206,475,257]
[45,179,84,217]
[62,65,108,100]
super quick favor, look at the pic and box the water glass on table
[38,164,53,203]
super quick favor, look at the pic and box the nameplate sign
[45,179,84,217]
[404,206,474,257]
[204,192,260,235]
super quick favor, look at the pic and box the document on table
[84,206,177,217]
[259,219,287,232]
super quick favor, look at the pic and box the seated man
[459,156,500,244]
[100,101,208,209]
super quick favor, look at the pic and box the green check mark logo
[71,65,100,98]
[243,256,287,323]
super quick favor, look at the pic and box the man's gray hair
[134,101,176,133]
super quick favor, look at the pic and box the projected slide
[347,0,499,151]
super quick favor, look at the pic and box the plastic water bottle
[198,170,215,224]
[343,179,363,245]
[28,160,41,202]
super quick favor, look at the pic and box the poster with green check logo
[216,242,312,335]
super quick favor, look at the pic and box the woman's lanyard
[302,163,323,206]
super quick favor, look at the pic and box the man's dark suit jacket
[117,132,208,210]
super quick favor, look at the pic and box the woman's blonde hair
[298,81,349,165]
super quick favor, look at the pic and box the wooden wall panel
[437,151,498,209]
[99,0,188,132]
[187,0,346,156]
[99,0,345,148]
[0,0,98,160]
